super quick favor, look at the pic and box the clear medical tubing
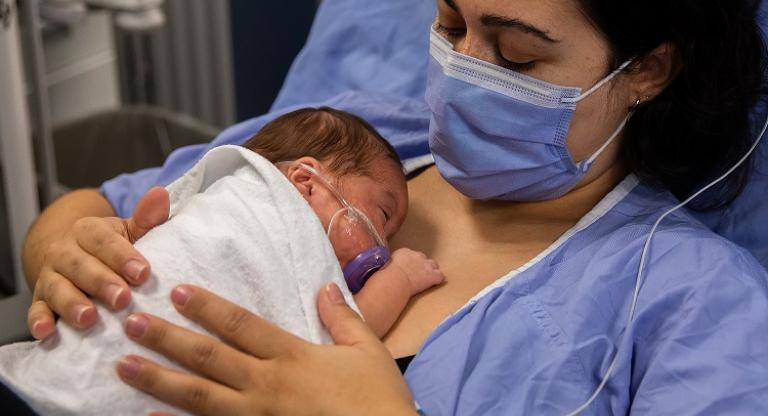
[292,163,387,248]
[565,113,768,416]
[276,162,390,293]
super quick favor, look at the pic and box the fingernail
[325,283,345,305]
[125,314,149,338]
[117,356,142,380]
[31,320,46,339]
[105,285,126,309]
[171,285,193,306]
[123,260,147,282]
[75,305,97,326]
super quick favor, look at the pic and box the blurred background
[0,0,319,343]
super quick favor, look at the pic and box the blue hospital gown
[404,175,768,415]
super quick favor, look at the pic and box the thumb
[317,283,379,347]
[126,187,170,242]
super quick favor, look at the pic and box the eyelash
[434,22,466,39]
[496,51,537,72]
[435,22,538,72]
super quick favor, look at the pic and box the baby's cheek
[328,230,375,268]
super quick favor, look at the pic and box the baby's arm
[353,248,445,338]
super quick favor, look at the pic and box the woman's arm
[118,283,418,416]
[22,187,169,339]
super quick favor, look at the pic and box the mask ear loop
[562,59,636,104]
[578,99,641,170]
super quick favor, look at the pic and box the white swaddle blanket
[0,145,356,415]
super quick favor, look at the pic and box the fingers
[127,187,170,242]
[72,217,151,285]
[123,313,255,389]
[27,300,56,340]
[317,283,380,347]
[50,242,132,309]
[116,355,242,416]
[33,269,98,330]
[169,285,307,359]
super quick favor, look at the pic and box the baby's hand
[388,248,445,295]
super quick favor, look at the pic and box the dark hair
[579,0,768,209]
[243,107,402,178]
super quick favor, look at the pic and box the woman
[20,0,768,414]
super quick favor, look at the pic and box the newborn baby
[0,107,443,415]
[243,107,445,336]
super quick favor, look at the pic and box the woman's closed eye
[435,22,466,40]
[435,22,538,72]
[496,51,536,72]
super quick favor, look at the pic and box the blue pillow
[272,0,435,111]
[694,3,768,268]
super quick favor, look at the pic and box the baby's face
[285,157,408,268]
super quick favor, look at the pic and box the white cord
[564,112,768,416]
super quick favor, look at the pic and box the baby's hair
[243,107,402,178]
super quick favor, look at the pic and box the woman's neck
[419,163,628,228]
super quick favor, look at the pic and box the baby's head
[243,107,408,268]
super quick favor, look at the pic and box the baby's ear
[286,157,324,197]
[287,165,314,197]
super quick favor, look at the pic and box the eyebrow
[444,0,460,12]
[481,14,560,44]
[441,0,559,44]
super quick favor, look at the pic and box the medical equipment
[44,0,166,31]
[286,163,391,294]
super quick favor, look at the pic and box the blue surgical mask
[426,27,635,201]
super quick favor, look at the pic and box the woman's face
[435,0,639,187]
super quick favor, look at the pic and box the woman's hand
[117,283,418,416]
[27,187,170,340]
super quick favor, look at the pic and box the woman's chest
[383,188,569,357]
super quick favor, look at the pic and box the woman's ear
[628,42,680,105]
